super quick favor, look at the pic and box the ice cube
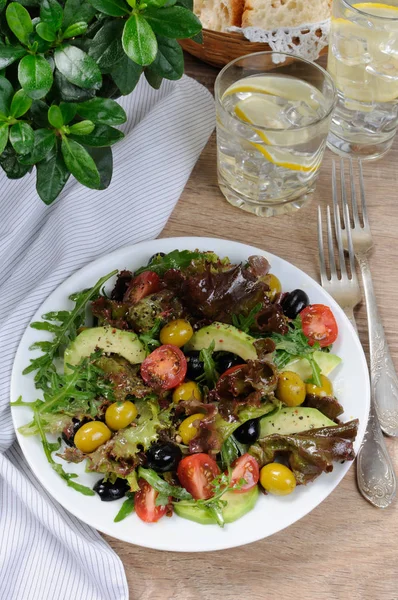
[279,100,319,127]
[331,31,371,66]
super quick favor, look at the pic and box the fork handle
[357,253,398,437]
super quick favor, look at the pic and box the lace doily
[228,19,330,63]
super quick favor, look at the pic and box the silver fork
[337,159,398,437]
[317,195,396,509]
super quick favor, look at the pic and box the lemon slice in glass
[353,2,398,16]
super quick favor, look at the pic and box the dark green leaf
[69,123,123,146]
[0,76,14,115]
[0,0,6,11]
[36,144,70,203]
[145,0,169,6]
[88,20,124,71]
[60,101,76,124]
[40,0,63,30]
[111,54,142,95]
[36,22,56,41]
[62,21,88,38]
[19,128,55,164]
[87,0,129,16]
[9,121,34,154]
[54,44,102,90]
[163,0,177,5]
[68,119,94,134]
[122,14,157,66]
[48,104,63,128]
[0,44,26,69]
[86,145,112,189]
[0,143,31,178]
[10,88,32,117]
[191,30,203,44]
[0,123,9,154]
[30,99,49,126]
[6,2,33,45]
[176,0,192,8]
[143,6,202,39]
[18,54,53,99]
[149,36,183,80]
[62,0,96,28]
[144,67,162,89]
[54,70,96,102]
[138,467,192,500]
[76,97,126,125]
[114,495,134,522]
[61,136,100,188]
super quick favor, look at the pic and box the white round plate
[11,237,370,552]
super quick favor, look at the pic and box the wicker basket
[180,28,328,69]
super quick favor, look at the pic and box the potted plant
[0,0,202,203]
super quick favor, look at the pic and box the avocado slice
[285,351,341,381]
[259,406,336,438]
[64,327,147,374]
[174,486,259,525]
[184,322,257,361]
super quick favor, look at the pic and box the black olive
[234,419,260,444]
[148,252,165,265]
[93,478,129,501]
[62,417,89,447]
[185,351,205,380]
[281,289,310,320]
[216,352,243,374]
[145,443,182,472]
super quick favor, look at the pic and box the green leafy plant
[0,0,201,203]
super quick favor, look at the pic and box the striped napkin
[0,75,215,600]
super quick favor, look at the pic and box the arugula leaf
[23,270,117,390]
[138,467,192,500]
[138,317,162,352]
[197,340,218,387]
[134,249,203,276]
[270,316,323,387]
[114,493,135,522]
[232,302,262,333]
[220,435,241,470]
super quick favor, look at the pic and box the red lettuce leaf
[304,394,344,422]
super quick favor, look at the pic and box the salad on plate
[13,249,358,527]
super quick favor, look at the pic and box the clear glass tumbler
[215,52,336,217]
[327,0,398,159]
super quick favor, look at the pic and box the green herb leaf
[10,89,32,118]
[220,435,241,470]
[198,340,219,387]
[36,145,70,204]
[0,123,9,154]
[76,97,126,125]
[0,76,13,116]
[62,21,88,38]
[145,0,170,7]
[135,249,202,276]
[54,70,96,102]
[48,104,63,128]
[88,20,125,71]
[62,0,96,28]
[149,35,183,80]
[143,6,201,39]
[122,14,158,66]
[9,121,34,154]
[138,317,163,352]
[18,54,53,99]
[19,128,56,164]
[114,494,135,522]
[87,0,130,16]
[68,119,95,135]
[86,145,112,189]
[0,44,27,69]
[0,143,31,178]
[232,302,262,334]
[54,44,102,90]
[138,467,193,500]
[69,123,124,146]
[30,99,50,127]
[176,0,192,8]
[36,21,56,41]
[59,101,76,124]
[40,0,63,30]
[6,2,33,45]
[61,136,100,188]
[111,54,142,95]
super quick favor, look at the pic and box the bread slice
[242,0,332,29]
[194,0,245,31]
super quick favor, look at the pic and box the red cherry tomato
[230,454,260,493]
[300,304,338,348]
[134,479,168,523]
[123,271,160,304]
[140,344,187,390]
[177,453,220,500]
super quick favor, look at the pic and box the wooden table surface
[105,54,398,600]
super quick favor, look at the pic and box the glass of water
[215,52,336,217]
[328,0,398,159]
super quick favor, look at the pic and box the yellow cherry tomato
[276,371,306,407]
[260,463,296,496]
[105,400,138,430]
[74,421,112,453]
[265,273,282,302]
[159,319,194,347]
[306,374,333,398]
[178,413,205,445]
[172,381,202,404]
